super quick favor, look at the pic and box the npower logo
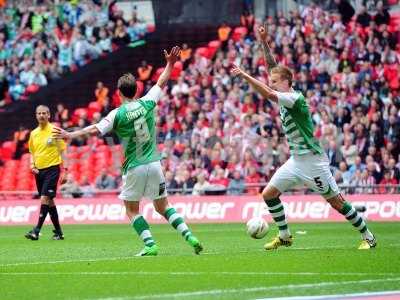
[0,196,399,225]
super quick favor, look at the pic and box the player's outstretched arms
[156,46,181,89]
[52,125,100,140]
[231,65,278,103]
[258,23,277,72]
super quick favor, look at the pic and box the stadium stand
[0,0,151,107]
[0,1,399,196]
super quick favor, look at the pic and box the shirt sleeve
[57,138,66,152]
[141,85,163,104]
[95,108,118,136]
[275,92,301,108]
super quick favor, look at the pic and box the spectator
[192,173,211,195]
[326,140,342,168]
[334,0,355,25]
[338,161,353,186]
[137,60,153,82]
[60,174,82,198]
[180,43,192,65]
[240,10,254,34]
[374,1,390,26]
[245,165,261,195]
[228,170,245,195]
[80,176,96,198]
[13,126,29,159]
[340,135,357,166]
[218,22,231,49]
[379,170,398,194]
[165,171,179,193]
[349,156,366,177]
[356,5,372,28]
[95,169,116,190]
[95,81,109,106]
[209,168,229,188]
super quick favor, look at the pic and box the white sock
[279,229,292,240]
[361,229,374,241]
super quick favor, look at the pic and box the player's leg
[25,195,50,240]
[119,165,158,256]
[26,170,49,240]
[44,166,63,240]
[147,161,203,254]
[48,198,63,240]
[263,158,298,250]
[326,194,376,249]
[299,154,376,249]
[153,197,203,254]
[124,200,158,256]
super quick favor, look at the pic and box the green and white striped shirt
[277,91,323,156]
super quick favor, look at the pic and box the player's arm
[258,24,277,72]
[28,133,39,174]
[231,65,299,108]
[231,65,279,103]
[156,46,181,89]
[52,109,117,139]
[52,124,100,140]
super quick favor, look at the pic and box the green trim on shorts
[321,184,339,199]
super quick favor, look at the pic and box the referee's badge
[47,138,53,145]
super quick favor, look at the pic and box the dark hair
[117,73,137,98]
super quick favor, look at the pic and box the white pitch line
[86,277,400,300]
[255,290,400,300]
[0,271,399,277]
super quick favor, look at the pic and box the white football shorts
[119,161,167,201]
[269,153,339,199]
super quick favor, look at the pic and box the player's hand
[52,126,70,139]
[31,167,39,175]
[164,46,181,65]
[258,23,267,41]
[230,65,245,77]
[60,172,67,184]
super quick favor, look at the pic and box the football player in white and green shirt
[53,47,203,256]
[230,25,376,250]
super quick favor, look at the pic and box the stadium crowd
[51,1,400,196]
[0,0,149,107]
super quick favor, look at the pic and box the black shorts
[35,165,60,199]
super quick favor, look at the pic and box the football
[246,217,269,239]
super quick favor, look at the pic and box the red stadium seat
[147,24,155,33]
[88,101,102,112]
[25,84,40,94]
[196,47,210,59]
[207,40,221,58]
[152,67,164,82]
[171,61,183,80]
[232,27,248,41]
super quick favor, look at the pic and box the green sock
[164,207,192,240]
[132,215,155,247]
[265,197,291,239]
[341,202,373,239]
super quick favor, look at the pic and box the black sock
[35,204,49,232]
[49,206,62,234]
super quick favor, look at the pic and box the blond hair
[271,66,293,87]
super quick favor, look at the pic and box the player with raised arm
[230,26,376,250]
[53,47,203,256]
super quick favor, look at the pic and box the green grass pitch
[1,222,400,300]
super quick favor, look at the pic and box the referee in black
[25,105,67,240]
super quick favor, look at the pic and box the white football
[246,217,269,239]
